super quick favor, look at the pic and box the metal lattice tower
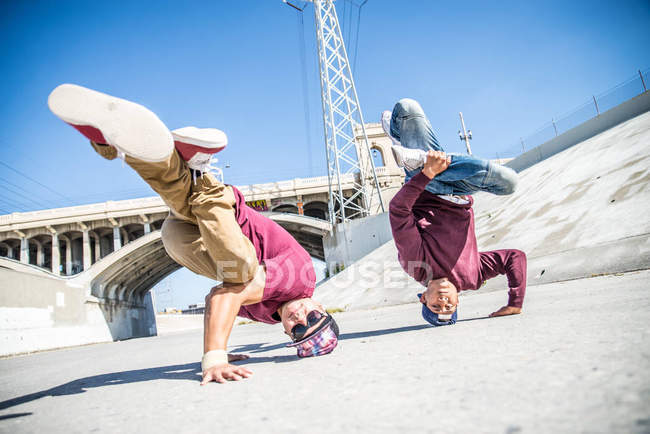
[302,0,385,226]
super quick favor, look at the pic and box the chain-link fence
[495,69,649,160]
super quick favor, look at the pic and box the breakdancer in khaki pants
[48,84,339,385]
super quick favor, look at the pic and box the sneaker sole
[48,83,173,162]
[381,110,401,147]
[171,126,227,150]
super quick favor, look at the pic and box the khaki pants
[92,142,259,283]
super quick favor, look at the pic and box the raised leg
[391,98,517,196]
[161,180,259,284]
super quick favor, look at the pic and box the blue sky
[1,0,648,309]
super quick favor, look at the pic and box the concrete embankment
[316,111,650,309]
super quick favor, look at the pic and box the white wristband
[202,349,228,371]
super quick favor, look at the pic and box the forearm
[389,172,431,262]
[503,250,527,308]
[203,291,242,353]
[480,249,528,308]
[389,172,431,218]
[203,265,266,353]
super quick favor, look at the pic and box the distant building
[182,302,205,315]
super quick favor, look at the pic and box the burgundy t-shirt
[230,186,316,323]
[389,172,527,308]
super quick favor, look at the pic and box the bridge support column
[51,233,60,275]
[113,226,121,251]
[35,241,43,267]
[20,237,28,264]
[82,230,91,271]
[93,235,101,263]
[64,238,72,275]
[140,214,151,234]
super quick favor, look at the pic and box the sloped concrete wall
[473,111,650,291]
[0,267,113,356]
[315,111,650,310]
[0,231,164,356]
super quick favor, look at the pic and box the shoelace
[190,154,223,184]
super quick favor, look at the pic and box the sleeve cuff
[507,291,524,308]
[408,171,433,189]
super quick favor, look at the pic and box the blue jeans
[390,98,518,196]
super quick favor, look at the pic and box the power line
[341,0,348,46]
[0,176,56,204]
[296,8,315,177]
[345,0,354,54]
[0,181,53,209]
[0,193,30,212]
[0,161,72,202]
[352,0,368,74]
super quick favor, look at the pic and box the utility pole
[458,112,473,155]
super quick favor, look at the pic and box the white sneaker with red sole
[48,83,173,162]
[171,126,227,173]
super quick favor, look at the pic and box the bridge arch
[272,204,299,214]
[304,201,328,220]
[2,237,21,261]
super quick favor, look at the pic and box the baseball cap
[417,293,457,326]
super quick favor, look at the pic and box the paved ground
[1,270,649,434]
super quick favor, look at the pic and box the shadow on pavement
[0,412,32,420]
[0,353,301,412]
[0,363,202,411]
[0,319,494,411]
[456,316,491,323]
[231,323,436,355]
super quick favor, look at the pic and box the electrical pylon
[287,0,385,226]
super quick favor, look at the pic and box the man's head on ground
[278,298,339,357]
[419,277,459,326]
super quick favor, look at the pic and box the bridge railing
[0,196,167,227]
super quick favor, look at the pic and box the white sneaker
[390,144,427,172]
[171,126,227,172]
[48,83,173,162]
[380,110,400,146]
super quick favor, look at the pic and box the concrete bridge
[0,122,402,271]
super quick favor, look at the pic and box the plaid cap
[286,315,339,358]
[417,293,457,327]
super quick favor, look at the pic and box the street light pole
[458,112,473,155]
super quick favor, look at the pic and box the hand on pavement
[201,363,253,385]
[489,306,522,317]
[422,150,451,179]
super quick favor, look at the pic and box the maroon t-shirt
[230,186,316,323]
[389,172,527,307]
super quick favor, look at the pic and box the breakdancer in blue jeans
[384,98,527,326]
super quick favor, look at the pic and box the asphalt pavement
[1,270,649,434]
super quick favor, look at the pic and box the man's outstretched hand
[201,362,253,385]
[489,306,522,317]
[422,150,451,179]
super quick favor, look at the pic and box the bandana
[286,316,339,358]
